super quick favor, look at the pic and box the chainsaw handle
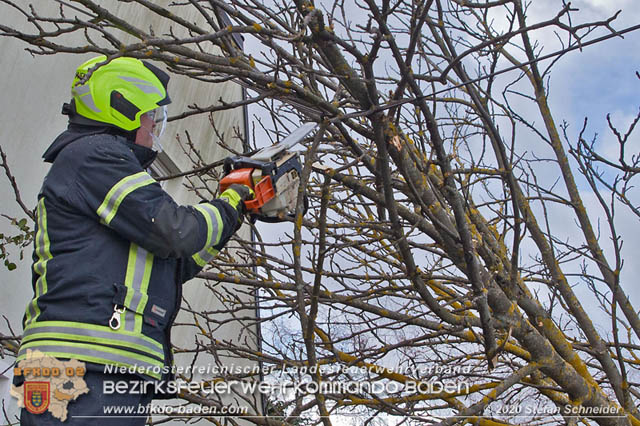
[223,156,275,176]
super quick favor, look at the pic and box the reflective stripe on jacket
[18,128,238,380]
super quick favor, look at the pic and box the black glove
[219,184,255,229]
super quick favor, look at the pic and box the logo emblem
[24,382,50,414]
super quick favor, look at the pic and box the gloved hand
[219,184,255,229]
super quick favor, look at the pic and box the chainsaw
[218,122,317,222]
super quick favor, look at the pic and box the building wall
[0,1,260,423]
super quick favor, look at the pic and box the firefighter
[16,55,253,425]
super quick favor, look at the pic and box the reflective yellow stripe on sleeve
[192,204,224,267]
[96,171,155,225]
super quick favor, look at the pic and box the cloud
[580,0,633,16]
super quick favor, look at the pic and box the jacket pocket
[111,283,171,330]
[143,299,171,329]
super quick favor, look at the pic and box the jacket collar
[128,140,158,169]
[43,123,157,169]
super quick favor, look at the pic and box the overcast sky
[248,0,640,338]
[530,1,640,312]
[521,1,640,143]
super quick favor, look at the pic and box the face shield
[145,105,168,152]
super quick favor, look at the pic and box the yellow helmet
[71,55,170,131]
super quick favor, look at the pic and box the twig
[0,146,35,221]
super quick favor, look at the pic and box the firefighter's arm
[178,184,254,282]
[70,141,248,260]
[182,184,254,268]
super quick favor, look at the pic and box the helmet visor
[146,105,168,152]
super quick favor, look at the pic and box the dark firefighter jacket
[17,124,239,383]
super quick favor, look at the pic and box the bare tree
[1,1,639,425]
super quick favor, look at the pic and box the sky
[234,0,640,361]
[525,1,640,312]
[247,0,640,302]
[241,8,640,422]
[529,1,640,139]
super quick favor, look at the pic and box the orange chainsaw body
[217,122,317,222]
[219,169,276,214]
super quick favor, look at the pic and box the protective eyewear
[145,105,168,152]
